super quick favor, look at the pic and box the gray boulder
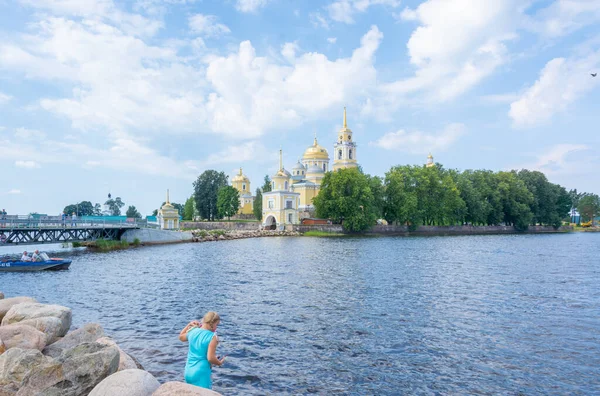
[0,292,4,300]
[152,382,223,396]
[52,342,120,396]
[43,323,104,358]
[1,303,72,338]
[16,317,64,345]
[89,369,160,396]
[96,337,139,371]
[0,297,37,322]
[0,324,46,351]
[0,348,65,395]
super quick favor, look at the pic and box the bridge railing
[0,217,151,229]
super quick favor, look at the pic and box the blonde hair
[202,311,220,326]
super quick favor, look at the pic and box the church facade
[230,107,436,229]
[256,108,359,229]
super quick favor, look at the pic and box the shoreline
[0,293,220,395]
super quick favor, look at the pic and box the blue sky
[0,0,599,216]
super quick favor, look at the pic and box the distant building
[157,190,179,229]
[262,150,301,230]
[426,153,434,167]
[231,168,254,215]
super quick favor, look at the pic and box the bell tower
[333,107,358,171]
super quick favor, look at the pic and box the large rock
[0,338,5,355]
[89,369,160,396]
[51,342,120,396]
[16,317,64,345]
[0,325,46,351]
[43,323,105,358]
[0,297,37,322]
[0,292,4,300]
[1,303,71,338]
[152,382,222,396]
[0,348,65,395]
[96,337,138,371]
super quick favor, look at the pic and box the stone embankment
[189,229,300,242]
[0,293,220,396]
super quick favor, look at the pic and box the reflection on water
[1,233,600,394]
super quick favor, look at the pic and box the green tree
[496,171,533,231]
[217,186,240,220]
[93,203,102,216]
[126,205,142,218]
[63,201,95,216]
[384,165,419,227]
[313,168,377,232]
[367,175,385,220]
[569,189,582,223]
[183,196,196,221]
[193,170,229,221]
[577,194,600,224]
[104,197,125,216]
[253,187,263,221]
[262,175,272,193]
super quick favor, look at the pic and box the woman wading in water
[179,311,226,389]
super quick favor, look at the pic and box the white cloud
[8,189,21,195]
[15,160,41,169]
[383,0,519,103]
[201,141,270,166]
[310,12,330,29]
[18,0,163,37]
[204,26,383,137]
[188,14,231,38]
[281,42,299,62]
[509,51,600,128]
[327,0,400,24]
[14,127,46,140]
[369,123,466,154]
[327,37,337,44]
[481,93,519,104]
[0,92,12,105]
[528,0,600,38]
[235,0,270,13]
[511,144,600,191]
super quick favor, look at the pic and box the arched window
[242,183,246,191]
[323,164,326,171]
[338,150,342,159]
[349,149,353,160]
[271,181,275,190]
[284,181,288,190]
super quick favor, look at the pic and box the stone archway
[264,215,277,230]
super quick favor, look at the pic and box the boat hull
[0,259,72,272]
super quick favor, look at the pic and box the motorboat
[0,258,71,272]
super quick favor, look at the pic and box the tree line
[314,165,596,232]
[62,197,141,218]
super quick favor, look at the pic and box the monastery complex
[230,108,434,230]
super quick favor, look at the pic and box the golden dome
[427,153,433,159]
[232,167,250,183]
[302,137,329,160]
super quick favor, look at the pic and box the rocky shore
[189,229,300,242]
[0,293,220,396]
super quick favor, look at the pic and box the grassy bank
[303,230,345,237]
[79,238,140,251]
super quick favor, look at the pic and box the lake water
[1,233,599,395]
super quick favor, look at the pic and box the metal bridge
[0,218,151,246]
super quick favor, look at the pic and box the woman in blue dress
[179,311,226,389]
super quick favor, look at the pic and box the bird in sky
[592,73,597,77]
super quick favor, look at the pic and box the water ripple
[1,233,600,394]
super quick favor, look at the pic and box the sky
[0,0,599,216]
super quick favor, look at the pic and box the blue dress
[184,327,216,389]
